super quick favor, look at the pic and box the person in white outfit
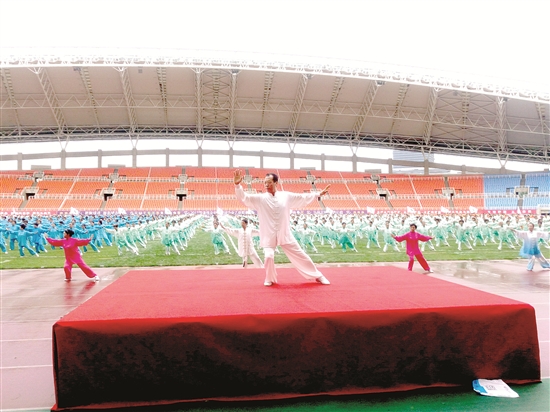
[233,169,331,286]
[220,218,264,268]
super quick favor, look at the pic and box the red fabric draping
[52,267,540,410]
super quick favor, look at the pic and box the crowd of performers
[1,210,549,273]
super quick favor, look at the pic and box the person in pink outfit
[44,229,99,282]
[392,223,434,273]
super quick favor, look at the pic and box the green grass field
[0,230,524,270]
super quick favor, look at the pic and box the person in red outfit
[44,229,99,282]
[392,223,434,273]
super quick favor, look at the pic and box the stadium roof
[1,50,549,166]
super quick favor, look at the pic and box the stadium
[1,0,549,410]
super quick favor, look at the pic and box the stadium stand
[0,198,23,210]
[103,199,144,210]
[111,181,148,194]
[145,182,181,195]
[78,168,114,177]
[35,180,74,195]
[25,198,64,210]
[483,174,521,194]
[379,178,415,195]
[185,167,216,179]
[70,181,110,195]
[412,177,446,194]
[346,182,379,195]
[525,172,550,193]
[149,167,183,178]
[43,169,81,177]
[388,199,422,210]
[1,166,547,213]
[0,177,31,195]
[62,199,103,210]
[117,167,150,178]
[447,175,484,194]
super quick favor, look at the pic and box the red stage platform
[51,266,541,410]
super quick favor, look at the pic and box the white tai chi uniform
[235,184,325,284]
[222,225,264,268]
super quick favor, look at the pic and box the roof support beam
[77,67,101,127]
[389,84,410,141]
[288,74,311,141]
[115,67,138,144]
[423,87,439,145]
[260,71,275,132]
[156,67,168,127]
[322,76,345,135]
[229,69,239,137]
[535,102,549,160]
[194,68,203,135]
[352,80,379,139]
[495,97,508,159]
[30,67,67,141]
[0,68,22,134]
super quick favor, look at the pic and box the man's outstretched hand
[234,169,243,185]
[319,185,331,197]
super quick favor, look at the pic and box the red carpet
[52,266,540,410]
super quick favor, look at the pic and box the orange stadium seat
[149,167,183,178]
[306,170,341,179]
[185,167,216,179]
[278,169,308,180]
[418,198,451,209]
[104,199,144,210]
[112,181,147,194]
[36,180,74,195]
[78,168,114,177]
[356,198,391,209]
[324,183,350,195]
[216,168,236,179]
[25,198,64,210]
[0,177,31,195]
[388,199,422,209]
[62,199,103,210]
[346,182,379,195]
[145,182,181,195]
[280,182,315,193]
[217,199,247,210]
[380,179,415,195]
[184,182,217,195]
[141,199,180,210]
[117,167,150,178]
[322,199,360,210]
[411,177,446,194]
[448,176,484,194]
[452,198,485,209]
[43,169,81,177]
[181,199,217,211]
[70,181,110,195]
[0,198,23,210]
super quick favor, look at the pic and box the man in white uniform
[220,218,264,268]
[234,170,331,286]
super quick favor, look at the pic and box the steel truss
[0,126,546,164]
[1,53,547,103]
[3,88,546,136]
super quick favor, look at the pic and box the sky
[0,0,548,172]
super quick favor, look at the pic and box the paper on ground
[472,379,519,398]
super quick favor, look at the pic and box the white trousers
[244,248,264,268]
[263,241,323,284]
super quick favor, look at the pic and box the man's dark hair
[241,218,248,224]
[410,223,417,229]
[265,173,279,183]
[65,229,75,237]
[20,224,26,229]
